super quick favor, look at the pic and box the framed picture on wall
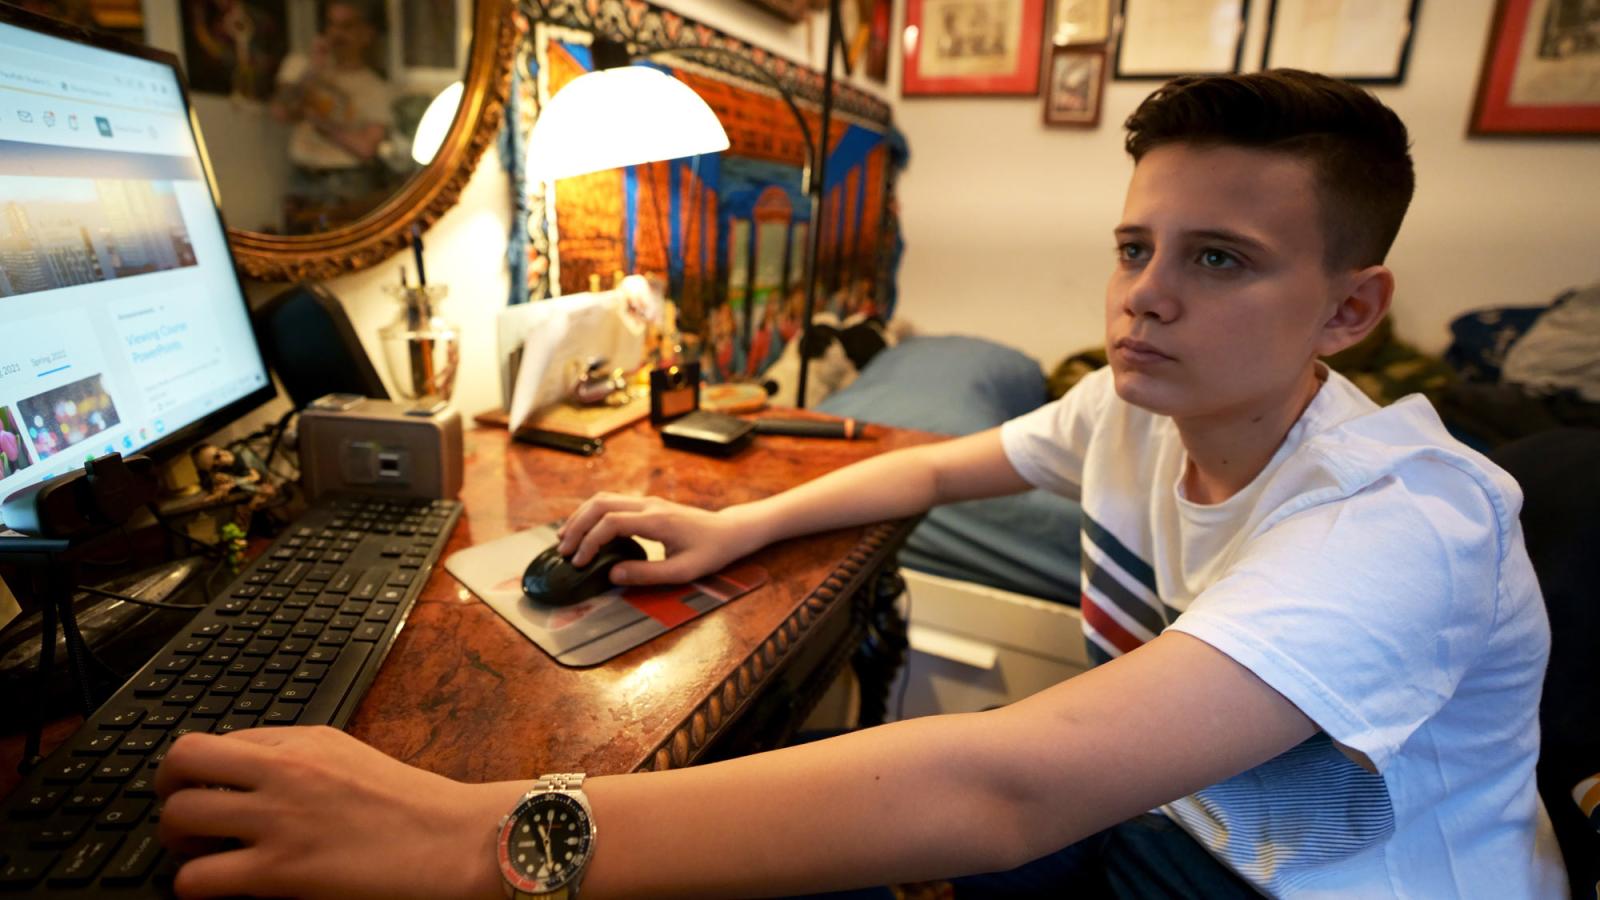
[1051,0,1111,45]
[1115,0,1249,80]
[1470,0,1600,135]
[1043,45,1105,126]
[1261,0,1420,84]
[903,0,1048,96]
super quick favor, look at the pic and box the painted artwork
[522,13,897,385]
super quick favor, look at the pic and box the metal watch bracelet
[504,773,592,900]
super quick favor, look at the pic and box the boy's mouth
[1114,337,1175,363]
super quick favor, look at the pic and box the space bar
[300,642,374,726]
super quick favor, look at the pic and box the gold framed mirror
[220,0,515,281]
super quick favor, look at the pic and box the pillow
[818,335,1047,434]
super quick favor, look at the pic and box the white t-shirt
[1000,366,1567,897]
[277,55,393,170]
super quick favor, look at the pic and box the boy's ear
[1316,265,1394,357]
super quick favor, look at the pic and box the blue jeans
[795,813,1260,899]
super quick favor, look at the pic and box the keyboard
[0,493,462,895]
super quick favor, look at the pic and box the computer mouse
[522,537,648,607]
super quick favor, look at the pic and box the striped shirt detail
[1079,513,1171,661]
[1165,732,1396,892]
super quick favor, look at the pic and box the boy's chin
[1110,368,1191,416]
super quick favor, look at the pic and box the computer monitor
[0,7,274,527]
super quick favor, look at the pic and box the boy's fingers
[156,733,278,797]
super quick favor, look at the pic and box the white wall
[888,0,1600,368]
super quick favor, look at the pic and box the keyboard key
[241,639,279,657]
[292,664,329,683]
[31,814,88,847]
[192,696,231,718]
[232,693,274,714]
[191,621,227,637]
[123,771,157,798]
[97,797,151,830]
[263,655,298,673]
[274,562,309,586]
[12,784,66,816]
[71,732,121,756]
[249,674,287,692]
[181,666,221,686]
[230,584,261,599]
[44,760,94,784]
[162,686,203,707]
[0,850,53,889]
[304,648,337,664]
[353,623,386,642]
[174,637,211,655]
[91,760,138,782]
[116,732,162,755]
[304,607,335,623]
[330,614,362,631]
[47,831,122,886]
[387,569,416,586]
[325,571,358,594]
[62,787,113,813]
[211,676,249,696]
[142,711,180,730]
[102,826,164,886]
[216,714,259,735]
[153,655,192,675]
[292,621,324,638]
[277,685,313,703]
[307,564,339,582]
[102,706,145,729]
[214,598,247,615]
[261,703,302,725]
[366,603,397,623]
[226,657,264,676]
[280,637,313,655]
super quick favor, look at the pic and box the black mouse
[522,537,648,607]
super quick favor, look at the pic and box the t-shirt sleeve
[1166,463,1502,773]
[999,367,1112,501]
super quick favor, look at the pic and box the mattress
[818,335,1082,604]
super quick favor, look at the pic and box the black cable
[260,407,298,475]
[72,583,206,611]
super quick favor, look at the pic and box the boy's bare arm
[156,632,1315,899]
[558,428,1031,583]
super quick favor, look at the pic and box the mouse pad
[444,526,768,667]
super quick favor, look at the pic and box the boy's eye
[1117,243,1148,263]
[1198,248,1240,269]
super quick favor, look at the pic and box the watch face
[499,792,594,893]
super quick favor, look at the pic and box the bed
[817,335,1092,716]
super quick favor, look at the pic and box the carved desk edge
[637,516,920,773]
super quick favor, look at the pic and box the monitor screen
[0,13,273,522]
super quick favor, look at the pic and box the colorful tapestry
[512,1,899,383]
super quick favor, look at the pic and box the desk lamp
[525,0,846,406]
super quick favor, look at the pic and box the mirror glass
[22,0,472,236]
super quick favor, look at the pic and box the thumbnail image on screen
[0,177,198,299]
[16,373,123,460]
[0,407,33,478]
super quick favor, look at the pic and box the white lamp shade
[412,81,464,165]
[527,65,730,182]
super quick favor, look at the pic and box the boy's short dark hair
[1123,69,1414,270]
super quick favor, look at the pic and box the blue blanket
[819,336,1082,604]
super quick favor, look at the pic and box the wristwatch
[497,773,597,899]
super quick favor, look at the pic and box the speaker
[253,282,389,409]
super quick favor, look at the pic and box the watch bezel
[498,789,597,895]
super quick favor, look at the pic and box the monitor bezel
[0,3,279,489]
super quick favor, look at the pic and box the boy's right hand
[556,493,767,586]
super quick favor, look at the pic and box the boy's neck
[1174,366,1325,505]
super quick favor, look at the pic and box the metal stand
[0,535,122,771]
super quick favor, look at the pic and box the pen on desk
[411,223,428,286]
[513,427,604,456]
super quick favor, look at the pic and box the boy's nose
[1123,259,1180,323]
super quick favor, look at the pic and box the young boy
[157,71,1566,897]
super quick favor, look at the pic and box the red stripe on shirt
[1081,592,1145,655]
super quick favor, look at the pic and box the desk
[0,419,936,796]
[326,421,939,786]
